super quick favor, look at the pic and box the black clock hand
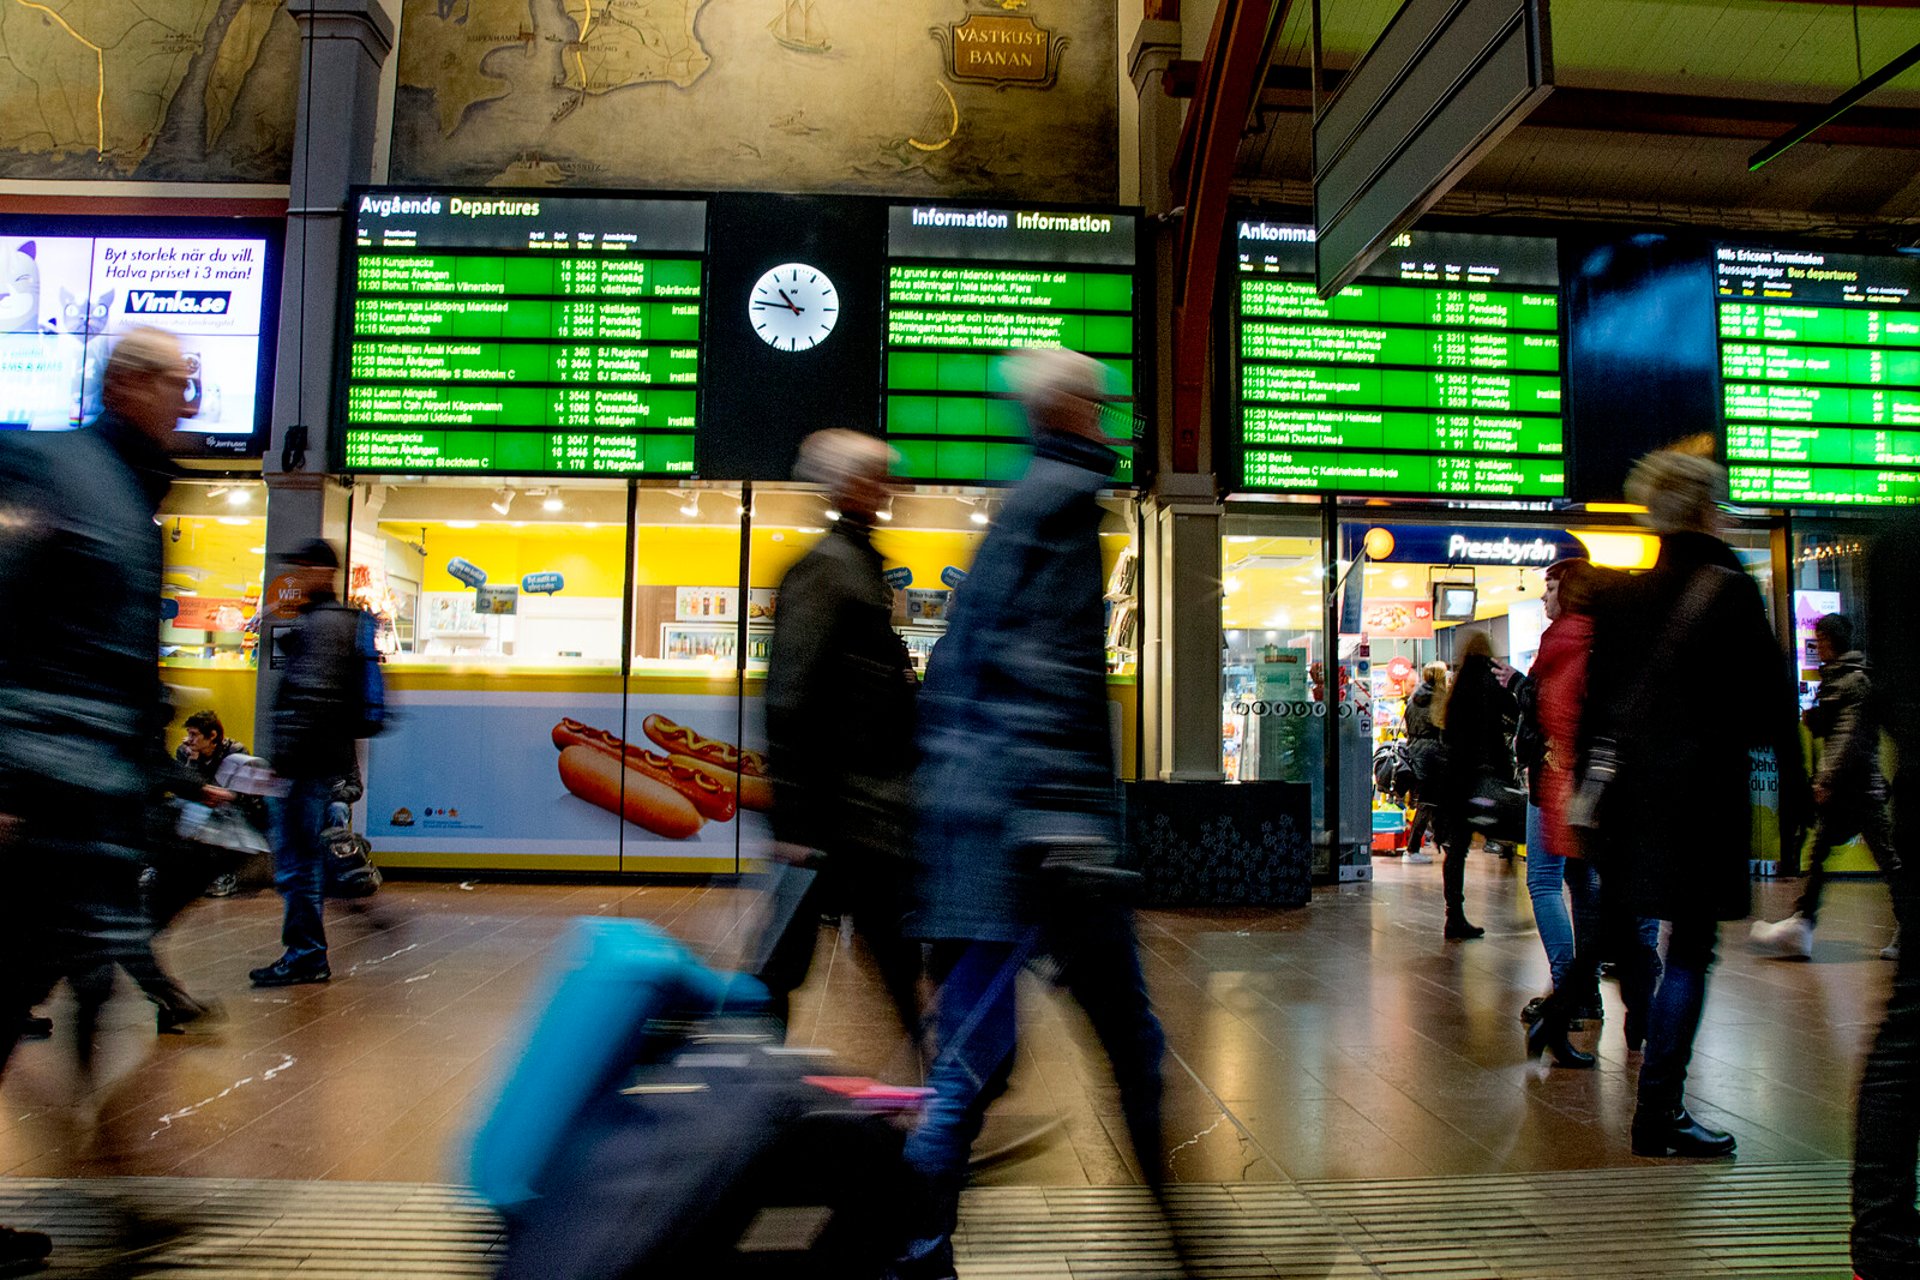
[776,288,804,314]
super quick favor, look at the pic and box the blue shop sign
[446,556,488,587]
[521,572,564,595]
[883,566,914,590]
[1339,524,1584,567]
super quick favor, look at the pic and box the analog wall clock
[749,262,839,351]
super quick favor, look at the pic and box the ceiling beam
[1750,38,1920,168]
[1162,61,1920,147]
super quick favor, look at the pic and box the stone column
[257,0,394,729]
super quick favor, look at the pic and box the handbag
[1467,774,1527,843]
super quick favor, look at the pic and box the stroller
[470,908,926,1280]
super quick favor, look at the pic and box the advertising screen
[339,190,707,476]
[1229,222,1566,498]
[883,204,1141,485]
[0,215,279,456]
[1715,244,1920,506]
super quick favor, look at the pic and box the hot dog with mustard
[552,718,737,821]
[641,714,775,812]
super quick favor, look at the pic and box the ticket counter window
[364,482,630,670]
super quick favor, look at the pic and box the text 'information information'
[884,206,1139,484]
[1231,223,1565,498]
[1717,244,1920,506]
[340,192,706,476]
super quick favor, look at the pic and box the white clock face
[750,262,839,351]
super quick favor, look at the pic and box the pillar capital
[287,0,395,58]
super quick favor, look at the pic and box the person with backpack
[250,538,385,987]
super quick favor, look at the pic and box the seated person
[175,709,269,895]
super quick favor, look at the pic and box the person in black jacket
[1751,612,1901,959]
[1585,449,1809,1159]
[1436,631,1516,939]
[1402,661,1448,862]
[175,708,270,896]
[250,539,369,988]
[1853,513,1920,1280]
[0,327,201,1272]
[752,430,922,1040]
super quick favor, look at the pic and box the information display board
[0,214,280,456]
[1715,244,1920,505]
[1229,222,1565,498]
[883,205,1140,485]
[339,191,706,476]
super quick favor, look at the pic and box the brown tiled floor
[0,850,1897,1189]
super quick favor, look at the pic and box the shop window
[1790,521,1870,702]
[158,480,267,671]
[631,485,753,675]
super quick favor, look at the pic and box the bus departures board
[1230,222,1565,498]
[339,192,706,476]
[884,205,1139,485]
[1716,245,1920,506]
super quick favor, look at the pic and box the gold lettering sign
[934,13,1067,88]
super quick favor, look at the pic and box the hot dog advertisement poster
[361,689,772,872]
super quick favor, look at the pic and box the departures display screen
[1230,222,1565,498]
[884,205,1140,484]
[1715,244,1920,506]
[339,191,706,476]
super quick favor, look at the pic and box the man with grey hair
[1583,447,1809,1158]
[751,429,923,1041]
[893,349,1174,1280]
[0,325,199,1270]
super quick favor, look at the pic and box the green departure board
[884,206,1140,485]
[338,191,706,476]
[1230,223,1565,498]
[1716,245,1920,506]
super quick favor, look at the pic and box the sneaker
[248,957,331,988]
[1749,912,1814,960]
[205,873,240,898]
[0,1225,51,1272]
[1882,928,1901,962]
[1406,848,1434,864]
[157,997,226,1035]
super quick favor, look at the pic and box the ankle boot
[1631,1107,1735,1158]
[1525,994,1595,1068]
[1443,912,1485,940]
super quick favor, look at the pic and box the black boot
[1443,912,1485,940]
[1525,993,1595,1069]
[1631,1107,1735,1158]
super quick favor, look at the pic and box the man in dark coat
[251,539,369,987]
[894,350,1168,1280]
[753,429,921,1039]
[0,327,200,1271]
[1752,612,1900,958]
[1852,513,1920,1280]
[1586,450,1809,1159]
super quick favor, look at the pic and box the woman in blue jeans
[1523,801,1602,1021]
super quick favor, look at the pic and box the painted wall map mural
[0,0,299,182]
[390,1,1118,200]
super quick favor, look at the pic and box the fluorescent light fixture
[249,545,266,555]
[217,517,249,526]
[446,520,478,529]
[799,526,827,534]
[490,488,515,516]
[1227,535,1257,544]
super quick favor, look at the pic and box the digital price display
[884,205,1140,485]
[1715,244,1920,506]
[338,191,706,476]
[1230,222,1565,498]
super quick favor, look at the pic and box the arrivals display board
[0,214,280,456]
[339,191,706,476]
[1229,222,1565,498]
[883,205,1140,484]
[1715,244,1920,505]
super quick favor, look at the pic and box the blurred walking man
[753,429,922,1041]
[0,327,198,1271]
[893,350,1171,1280]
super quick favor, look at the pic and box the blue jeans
[904,908,1165,1258]
[1525,804,1602,994]
[1637,917,1717,1118]
[270,777,331,967]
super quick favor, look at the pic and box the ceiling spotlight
[680,493,701,518]
[969,508,990,526]
[543,497,564,513]
[824,509,842,522]
[874,508,893,522]
[490,488,515,516]
[226,488,250,507]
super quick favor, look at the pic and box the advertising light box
[338,190,706,476]
[1229,221,1566,499]
[1715,244,1920,506]
[883,204,1141,485]
[0,214,280,456]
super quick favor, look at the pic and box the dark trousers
[1439,809,1472,915]
[271,777,331,967]
[1799,792,1901,925]
[1406,802,1439,852]
[1636,917,1718,1118]
[754,853,922,1043]
[1853,778,1920,1278]
[904,907,1166,1255]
